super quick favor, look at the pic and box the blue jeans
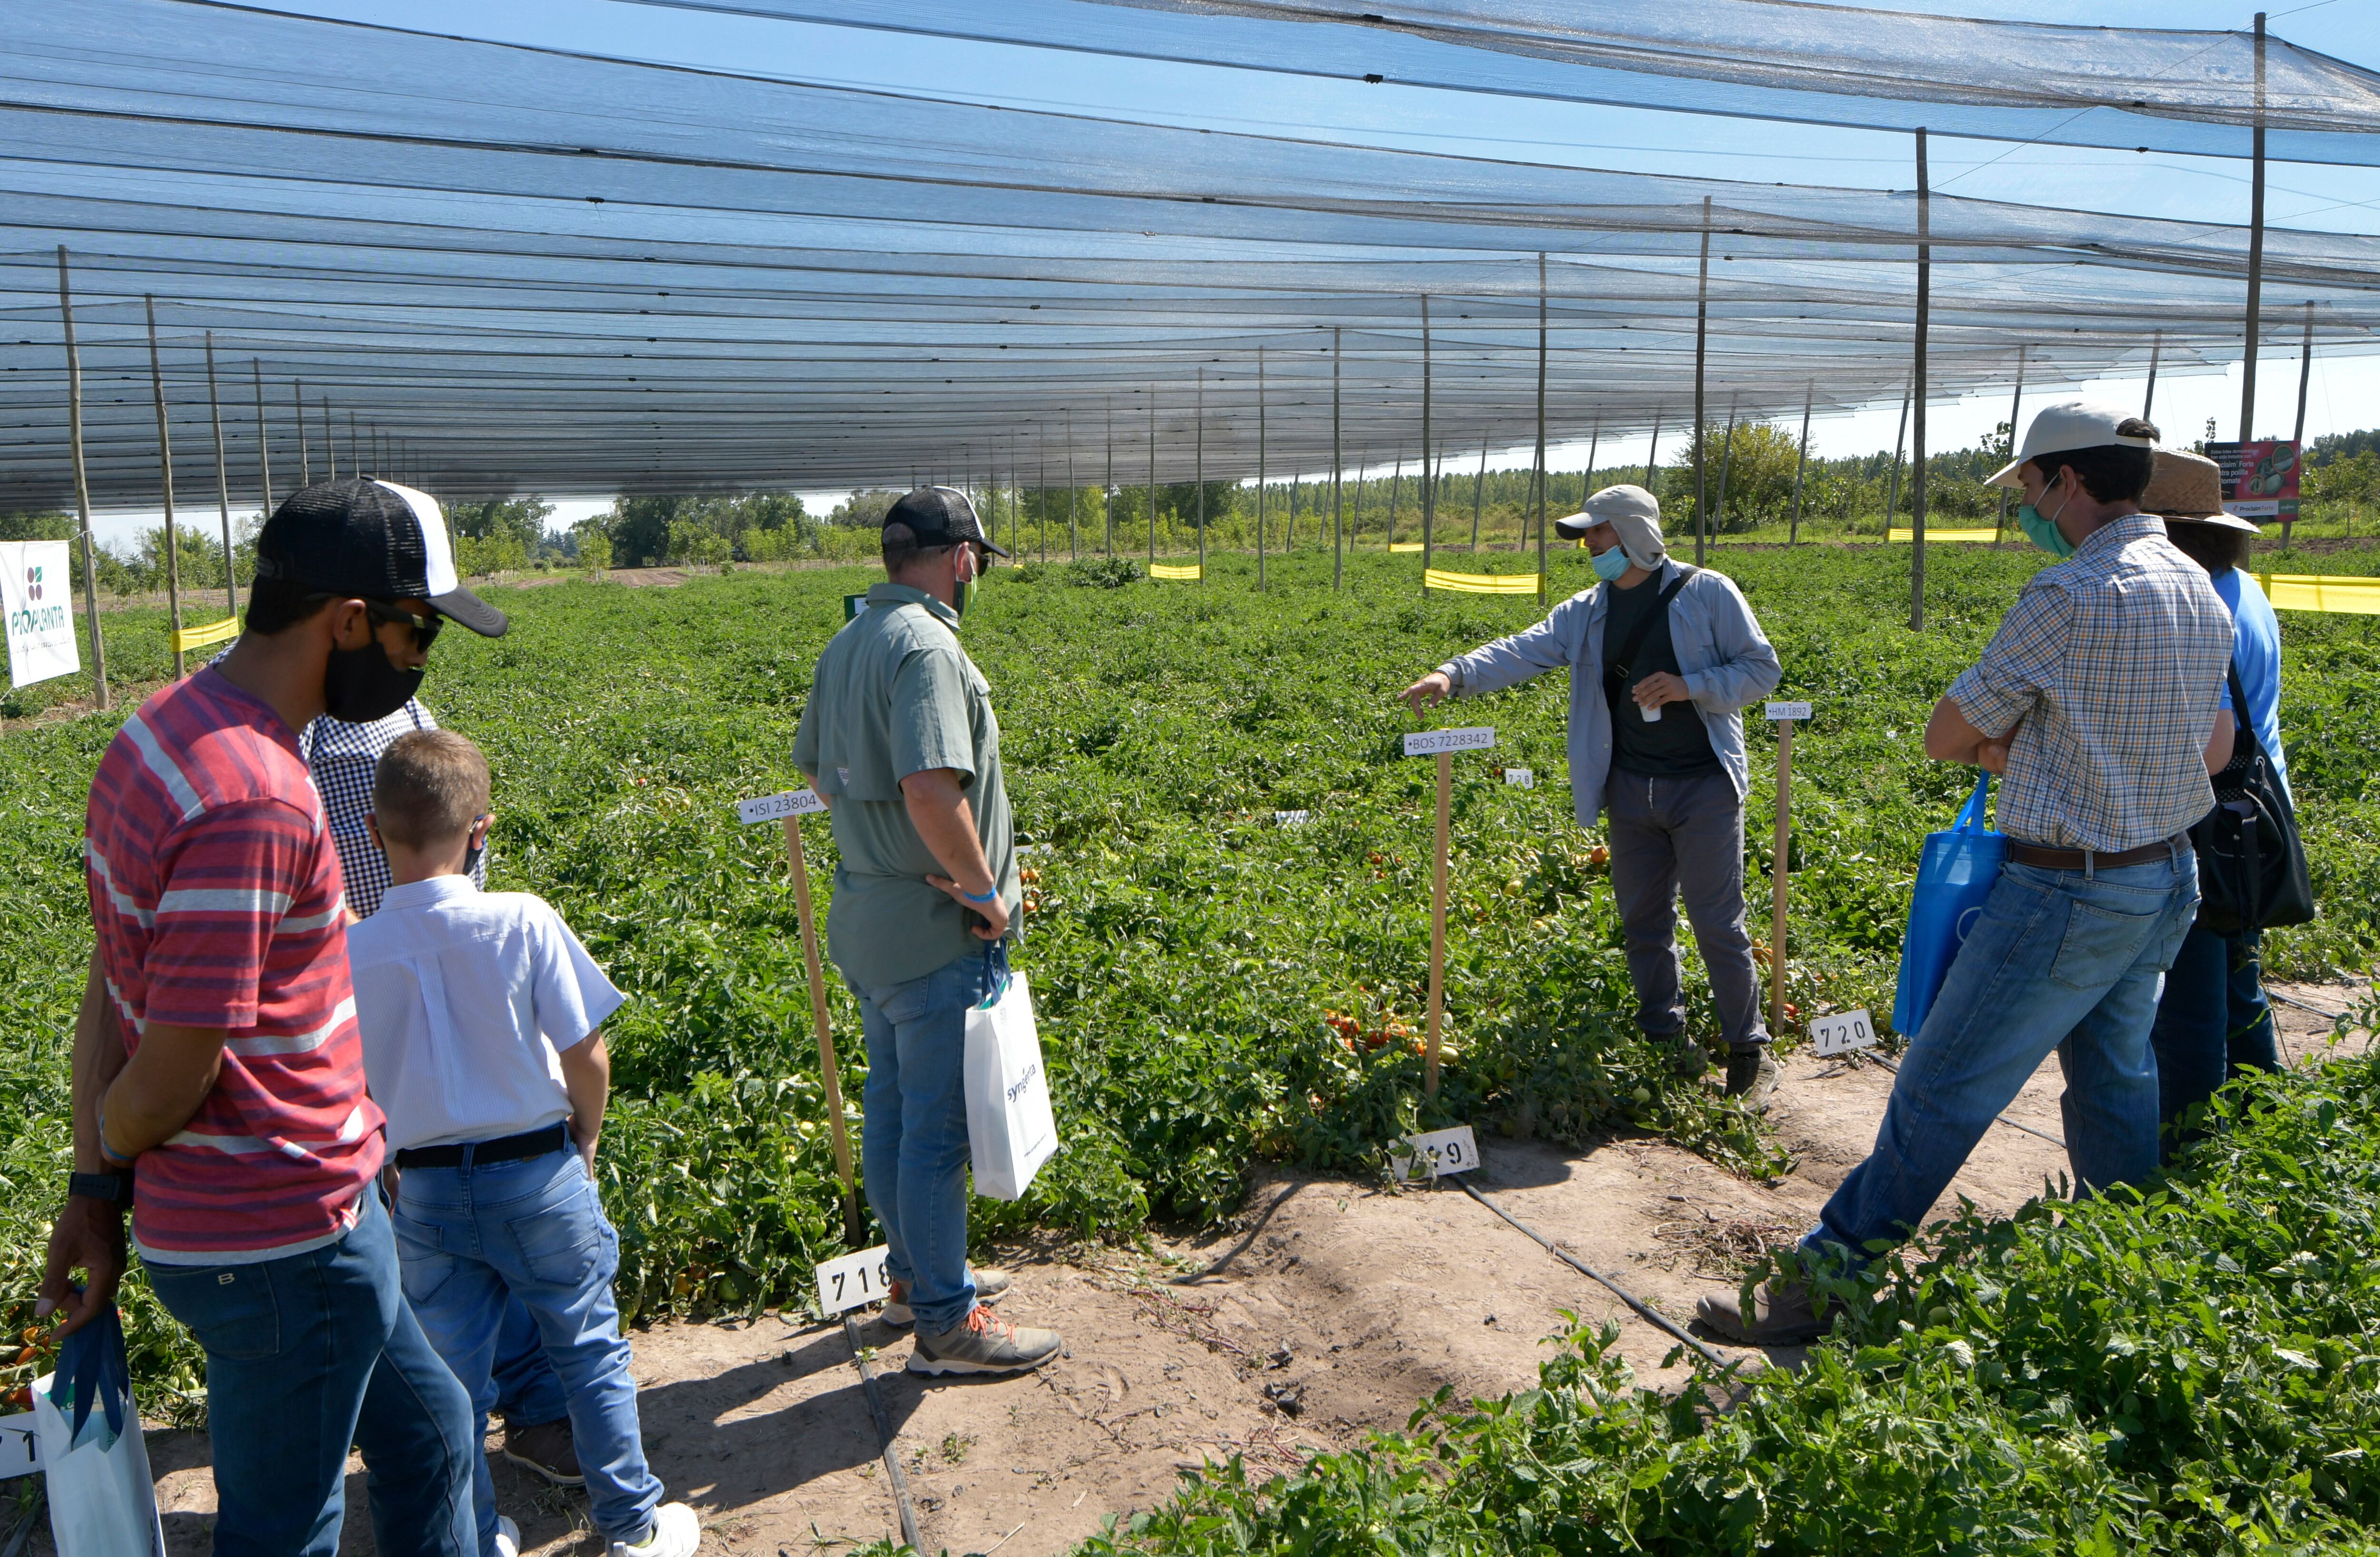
[391,1148,664,1550]
[1805,848,2198,1262]
[2149,925,2279,1157]
[144,1191,477,1557]
[853,941,1007,1335]
[491,1295,567,1426]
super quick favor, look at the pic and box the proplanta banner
[0,541,77,690]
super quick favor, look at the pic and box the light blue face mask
[1590,545,1631,582]
[2017,478,2077,559]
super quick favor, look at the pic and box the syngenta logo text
[1006,1059,1042,1104]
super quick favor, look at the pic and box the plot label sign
[1273,809,1312,826]
[1503,767,1534,788]
[1391,1124,1480,1181]
[0,1413,39,1479]
[736,789,828,825]
[1766,701,1813,722]
[1404,726,1495,756]
[1810,1007,1879,1058]
[815,1244,893,1315]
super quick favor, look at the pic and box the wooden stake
[57,247,109,711]
[2240,11,2268,443]
[1420,293,1434,585]
[1535,252,1548,598]
[145,296,185,677]
[1994,345,2025,544]
[1196,369,1207,578]
[252,358,273,516]
[1331,331,1342,589]
[1425,749,1451,1097]
[782,815,863,1247]
[1769,718,1794,1038]
[1911,126,1932,632]
[1692,200,1711,568]
[1787,383,1813,546]
[1258,351,1268,590]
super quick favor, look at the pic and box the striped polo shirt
[86,669,384,1264]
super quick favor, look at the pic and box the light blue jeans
[143,1191,477,1557]
[1806,847,2198,1263]
[391,1148,664,1551]
[853,941,1008,1335]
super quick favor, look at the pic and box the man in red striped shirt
[40,479,511,1555]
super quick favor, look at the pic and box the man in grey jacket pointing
[1403,485,1785,1104]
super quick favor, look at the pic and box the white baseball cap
[1986,400,2157,488]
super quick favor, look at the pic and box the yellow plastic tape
[1149,562,1202,580]
[169,616,241,653]
[1887,528,2001,542]
[2255,573,2380,615]
[1424,568,1543,595]
[1387,542,1425,553]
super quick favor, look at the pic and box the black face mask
[323,640,424,723]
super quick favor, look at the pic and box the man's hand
[1400,671,1452,714]
[1977,736,2013,776]
[37,1196,126,1338]
[927,875,1011,939]
[1631,672,1691,711]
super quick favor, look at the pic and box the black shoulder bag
[2190,660,2313,933]
[1601,565,1698,710]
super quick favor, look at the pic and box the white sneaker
[609,1502,700,1557]
[495,1514,521,1557]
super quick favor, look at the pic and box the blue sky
[89,0,2380,539]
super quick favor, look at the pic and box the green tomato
[1630,1085,1653,1105]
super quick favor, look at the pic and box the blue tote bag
[1890,774,2005,1037]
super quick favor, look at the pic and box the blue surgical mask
[1591,546,1631,582]
[2018,480,2077,559]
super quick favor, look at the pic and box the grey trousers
[1606,767,1771,1050]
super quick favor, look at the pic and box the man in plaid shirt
[1705,403,2234,1346]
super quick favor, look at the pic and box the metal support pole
[349,410,358,476]
[1643,408,1661,490]
[1995,345,2026,543]
[1148,388,1158,569]
[1884,382,1911,540]
[1787,383,1813,546]
[1712,397,1739,537]
[205,332,238,619]
[57,247,108,709]
[146,296,187,676]
[1912,125,1931,633]
[1104,398,1114,556]
[1257,352,1268,589]
[294,379,309,485]
[2143,332,2162,421]
[1692,199,1712,567]
[1536,252,1549,598]
[323,397,335,481]
[1388,456,1400,547]
[1068,410,1078,561]
[1195,370,1206,578]
[252,359,273,517]
[2240,12,2268,443]
[1332,329,1343,589]
[1583,416,1600,502]
[1420,294,1434,583]
[2290,300,2314,543]
[1471,437,1487,550]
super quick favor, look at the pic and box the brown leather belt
[2007,836,2190,872]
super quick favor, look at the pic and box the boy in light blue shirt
[347,729,699,1557]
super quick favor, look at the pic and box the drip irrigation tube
[1456,1178,1732,1371]
[844,1313,922,1548]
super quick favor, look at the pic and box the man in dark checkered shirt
[308,697,584,1488]
[1704,403,2235,1347]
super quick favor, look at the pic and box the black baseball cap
[883,486,1010,560]
[253,479,508,637]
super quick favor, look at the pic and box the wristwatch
[68,1171,132,1207]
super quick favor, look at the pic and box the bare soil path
[62,983,2369,1556]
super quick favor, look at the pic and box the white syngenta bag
[963,966,1061,1201]
[31,1322,166,1556]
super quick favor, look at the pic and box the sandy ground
[24,982,2366,1556]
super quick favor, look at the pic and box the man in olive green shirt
[792,488,1059,1377]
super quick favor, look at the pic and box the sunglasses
[308,594,441,651]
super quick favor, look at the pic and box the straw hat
[2143,448,2260,532]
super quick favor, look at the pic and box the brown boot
[501,1417,584,1487]
[1695,1279,1829,1346]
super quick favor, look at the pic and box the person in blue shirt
[2143,449,2284,1154]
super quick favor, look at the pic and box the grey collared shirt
[1436,559,1782,827]
[792,581,1018,991]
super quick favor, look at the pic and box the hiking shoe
[1657,1034,1709,1079]
[1695,1280,1829,1347]
[908,1304,1062,1377]
[502,1416,584,1487]
[496,1515,521,1557]
[881,1267,1011,1330]
[609,1501,700,1557]
[1724,1046,1781,1111]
